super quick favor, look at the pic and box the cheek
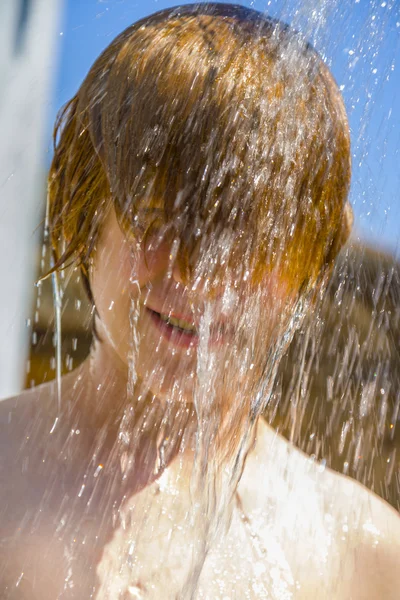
[92,239,137,349]
[134,240,171,283]
[91,235,172,361]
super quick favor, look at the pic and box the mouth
[146,308,198,348]
[145,307,232,349]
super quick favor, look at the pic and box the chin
[132,352,194,401]
[150,371,196,403]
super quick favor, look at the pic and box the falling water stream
[10,0,399,599]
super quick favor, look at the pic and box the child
[1,4,399,599]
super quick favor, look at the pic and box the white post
[0,0,63,399]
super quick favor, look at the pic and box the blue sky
[52,0,400,256]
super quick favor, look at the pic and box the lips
[158,312,197,334]
[146,308,197,348]
[145,307,232,349]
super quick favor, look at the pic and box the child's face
[91,206,297,402]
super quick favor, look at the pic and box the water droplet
[128,585,144,599]
[94,464,104,478]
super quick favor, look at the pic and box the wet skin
[1,208,400,598]
[90,207,291,403]
[1,378,400,599]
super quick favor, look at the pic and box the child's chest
[4,458,354,600]
[94,469,344,600]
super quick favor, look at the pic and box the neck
[64,338,195,494]
[82,338,130,430]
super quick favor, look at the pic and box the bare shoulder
[0,380,56,425]
[0,382,55,455]
[242,419,400,599]
[0,370,86,517]
[0,383,61,597]
[328,467,400,599]
[0,368,83,466]
[0,374,97,598]
[0,382,58,525]
[0,382,57,479]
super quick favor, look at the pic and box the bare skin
[1,209,400,598]
[1,366,400,599]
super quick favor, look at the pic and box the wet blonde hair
[48,3,351,301]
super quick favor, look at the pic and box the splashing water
[14,1,400,599]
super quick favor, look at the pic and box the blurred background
[0,0,399,508]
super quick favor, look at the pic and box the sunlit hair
[47,3,352,300]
